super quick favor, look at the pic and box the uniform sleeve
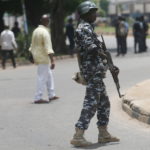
[76,26,99,55]
[43,30,54,54]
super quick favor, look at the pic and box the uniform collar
[80,20,94,28]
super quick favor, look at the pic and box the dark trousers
[75,77,110,130]
[117,36,127,55]
[138,35,145,53]
[134,36,139,53]
[1,50,16,69]
[116,37,120,55]
[134,33,146,53]
[143,35,147,52]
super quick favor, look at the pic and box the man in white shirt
[29,14,59,104]
[0,25,17,69]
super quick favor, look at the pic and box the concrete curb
[122,100,150,125]
[122,80,150,125]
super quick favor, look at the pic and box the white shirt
[0,29,17,50]
[29,25,54,64]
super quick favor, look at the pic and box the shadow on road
[73,142,120,149]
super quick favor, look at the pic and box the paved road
[0,36,150,150]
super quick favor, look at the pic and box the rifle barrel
[101,35,122,98]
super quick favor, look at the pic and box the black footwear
[49,96,59,101]
[34,99,49,104]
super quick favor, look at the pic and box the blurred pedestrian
[0,25,17,69]
[29,14,59,104]
[115,16,128,56]
[133,17,141,53]
[123,17,129,54]
[133,16,148,53]
[65,17,75,56]
[115,17,121,56]
[139,15,149,52]
[70,1,119,147]
[12,21,21,38]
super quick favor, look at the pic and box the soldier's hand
[101,42,105,50]
[99,52,107,59]
[113,65,119,74]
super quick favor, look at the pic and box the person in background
[12,21,21,38]
[139,15,149,52]
[29,14,59,104]
[115,16,128,56]
[114,17,121,56]
[122,17,129,54]
[0,25,17,69]
[133,15,148,53]
[133,17,141,53]
[65,17,75,56]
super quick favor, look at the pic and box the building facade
[108,0,150,21]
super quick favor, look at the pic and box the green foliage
[98,9,105,17]
[99,0,109,16]
[0,0,22,15]
[16,29,33,58]
[95,25,115,34]
[64,0,84,14]
[93,0,100,7]
[127,17,134,26]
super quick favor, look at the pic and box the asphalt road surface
[0,36,150,150]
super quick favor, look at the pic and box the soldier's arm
[76,26,99,55]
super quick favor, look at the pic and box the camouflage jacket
[75,20,108,80]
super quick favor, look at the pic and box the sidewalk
[122,80,150,125]
[101,35,150,125]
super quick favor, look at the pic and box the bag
[118,21,127,36]
[72,72,87,85]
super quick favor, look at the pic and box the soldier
[70,1,120,147]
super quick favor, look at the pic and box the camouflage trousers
[75,75,110,130]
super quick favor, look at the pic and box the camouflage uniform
[75,20,110,130]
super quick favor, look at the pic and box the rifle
[101,35,122,98]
